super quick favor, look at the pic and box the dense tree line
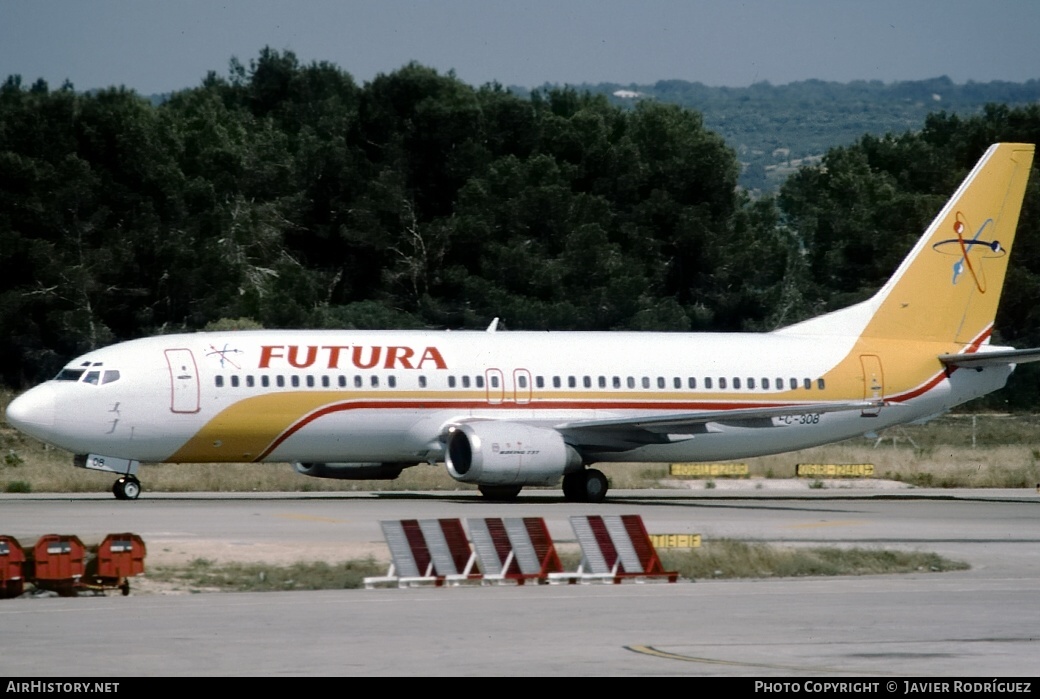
[2,50,1040,407]
[571,76,1040,191]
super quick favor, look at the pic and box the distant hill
[516,76,1040,192]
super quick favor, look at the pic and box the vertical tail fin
[780,143,1034,345]
[864,143,1033,345]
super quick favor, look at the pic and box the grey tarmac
[0,486,1038,676]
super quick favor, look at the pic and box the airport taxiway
[1,487,1037,676]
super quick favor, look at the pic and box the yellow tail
[861,143,1034,346]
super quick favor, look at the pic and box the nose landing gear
[112,475,142,500]
[74,454,143,500]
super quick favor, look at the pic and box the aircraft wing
[938,347,1040,369]
[555,400,885,450]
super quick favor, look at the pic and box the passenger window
[492,375,500,388]
[762,378,770,390]
[262,375,270,388]
[388,376,396,388]
[568,376,576,388]
[657,377,665,389]
[705,377,713,389]
[818,378,826,390]
[291,375,300,388]
[476,376,485,388]
[688,377,696,389]
[552,376,561,388]
[733,378,741,390]
[613,376,621,389]
[598,376,606,389]
[306,375,315,388]
[448,376,457,388]
[804,378,812,390]
[641,377,650,389]
[231,375,240,388]
[277,376,285,388]
[627,377,635,389]
[419,376,427,388]
[371,376,379,388]
[673,377,681,389]
[321,376,330,388]
[536,376,545,388]
[583,376,591,388]
[101,370,120,385]
[354,376,363,388]
[747,378,755,390]
[246,375,255,388]
[719,377,727,390]
[462,376,470,388]
[215,376,225,388]
[519,375,528,389]
[789,378,798,390]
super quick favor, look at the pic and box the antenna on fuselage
[486,317,500,333]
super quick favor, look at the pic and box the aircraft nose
[5,384,57,436]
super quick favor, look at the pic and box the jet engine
[444,422,582,486]
[293,462,406,480]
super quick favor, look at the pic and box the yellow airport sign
[796,463,875,477]
[649,534,702,549]
[670,463,748,477]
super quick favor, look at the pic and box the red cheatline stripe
[254,325,997,460]
[888,325,992,404]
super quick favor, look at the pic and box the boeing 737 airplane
[5,143,1038,502]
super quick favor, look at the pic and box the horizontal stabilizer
[938,347,1040,369]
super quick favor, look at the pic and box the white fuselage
[5,328,1012,466]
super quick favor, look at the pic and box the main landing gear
[112,475,141,500]
[562,468,608,503]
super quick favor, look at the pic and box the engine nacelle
[444,422,582,486]
[293,462,405,480]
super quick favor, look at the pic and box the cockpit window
[101,370,120,385]
[82,371,100,385]
[55,369,85,381]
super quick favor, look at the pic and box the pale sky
[2,0,1039,94]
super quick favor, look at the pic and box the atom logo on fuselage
[205,343,244,369]
[931,211,1002,293]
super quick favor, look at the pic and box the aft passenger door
[859,355,884,417]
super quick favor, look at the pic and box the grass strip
[140,542,968,592]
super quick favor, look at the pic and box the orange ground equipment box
[30,534,86,596]
[83,533,147,596]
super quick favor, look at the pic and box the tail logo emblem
[931,211,1002,293]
